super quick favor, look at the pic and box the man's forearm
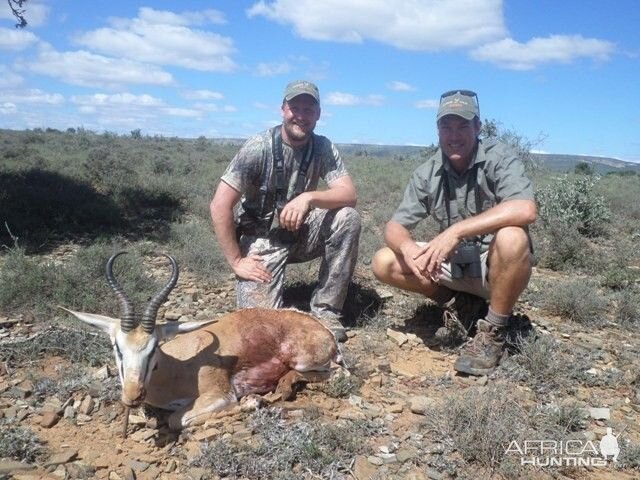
[448,199,537,240]
[384,220,416,254]
[211,211,242,268]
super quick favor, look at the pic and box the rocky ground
[1,252,639,480]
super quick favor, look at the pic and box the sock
[432,286,455,306]
[486,307,510,327]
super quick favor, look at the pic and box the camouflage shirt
[221,126,349,234]
[391,138,534,250]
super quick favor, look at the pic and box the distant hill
[532,153,640,174]
[335,142,640,173]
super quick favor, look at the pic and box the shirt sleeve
[220,134,265,193]
[390,164,431,230]
[317,136,349,185]
[490,144,535,202]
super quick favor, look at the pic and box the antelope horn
[105,252,137,333]
[141,254,179,334]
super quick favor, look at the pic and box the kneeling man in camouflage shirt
[211,80,361,342]
[372,89,536,375]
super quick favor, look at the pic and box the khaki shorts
[417,242,490,300]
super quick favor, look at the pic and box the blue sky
[1,1,638,161]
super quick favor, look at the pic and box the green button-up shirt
[391,138,534,250]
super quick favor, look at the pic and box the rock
[164,460,177,473]
[396,448,417,463]
[409,396,436,415]
[0,460,36,474]
[353,455,378,479]
[109,472,123,480]
[425,468,446,480]
[193,427,221,442]
[40,410,61,428]
[387,403,404,414]
[127,460,149,472]
[124,467,136,480]
[187,467,208,480]
[76,413,92,423]
[46,449,78,466]
[128,415,148,425]
[377,453,398,464]
[4,387,30,399]
[164,310,184,321]
[130,429,156,442]
[367,455,384,466]
[65,462,96,479]
[79,395,94,415]
[64,406,76,419]
[50,465,67,479]
[387,328,408,346]
[94,365,111,380]
[588,407,610,420]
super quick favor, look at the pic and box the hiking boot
[317,314,347,343]
[440,292,488,338]
[453,319,506,376]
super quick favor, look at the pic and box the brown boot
[453,319,506,376]
[437,292,488,340]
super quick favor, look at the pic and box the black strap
[270,125,314,213]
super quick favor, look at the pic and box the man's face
[281,94,320,146]
[437,115,480,165]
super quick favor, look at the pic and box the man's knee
[332,206,361,235]
[492,226,530,260]
[371,247,395,283]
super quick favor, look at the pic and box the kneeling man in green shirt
[372,89,537,376]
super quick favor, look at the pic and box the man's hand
[279,192,311,231]
[232,255,272,283]
[398,240,436,283]
[413,230,461,280]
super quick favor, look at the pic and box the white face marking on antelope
[113,328,159,406]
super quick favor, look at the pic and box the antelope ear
[59,306,119,335]
[156,319,218,342]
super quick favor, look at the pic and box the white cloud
[192,102,237,113]
[388,81,416,92]
[0,27,38,50]
[75,7,236,72]
[182,89,225,101]
[22,46,174,88]
[71,92,203,123]
[0,88,64,105]
[325,92,384,107]
[0,66,23,88]
[255,61,291,76]
[137,7,226,26]
[471,35,615,70]
[0,1,48,27]
[247,0,506,50]
[415,99,439,109]
[71,93,164,108]
[0,102,17,114]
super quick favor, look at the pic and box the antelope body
[63,253,338,430]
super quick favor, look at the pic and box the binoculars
[450,241,482,279]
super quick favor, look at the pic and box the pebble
[40,411,61,428]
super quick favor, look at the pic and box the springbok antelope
[62,252,339,430]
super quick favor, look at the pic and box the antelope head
[62,252,214,407]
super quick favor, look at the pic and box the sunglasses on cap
[439,89,479,111]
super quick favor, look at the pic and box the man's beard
[283,121,311,143]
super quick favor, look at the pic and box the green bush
[540,279,608,325]
[536,175,611,237]
[615,289,640,327]
[533,220,590,271]
[0,422,46,463]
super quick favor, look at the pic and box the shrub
[614,289,640,327]
[540,279,608,325]
[192,408,374,479]
[0,422,46,462]
[426,385,531,475]
[536,175,611,237]
[533,220,591,271]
